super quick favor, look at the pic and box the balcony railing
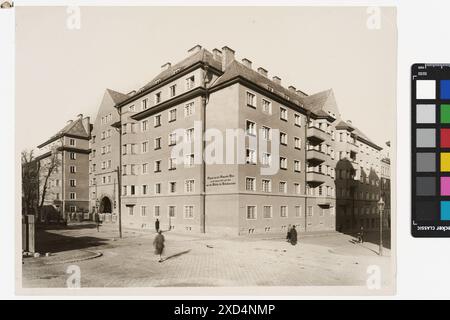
[307,127,328,144]
[306,171,327,184]
[307,149,327,164]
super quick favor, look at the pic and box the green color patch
[441,105,450,123]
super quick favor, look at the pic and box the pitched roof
[106,88,129,105]
[37,117,89,148]
[336,120,382,150]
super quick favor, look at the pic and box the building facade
[85,45,390,235]
[34,115,91,220]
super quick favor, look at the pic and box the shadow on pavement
[163,250,191,261]
[36,228,108,253]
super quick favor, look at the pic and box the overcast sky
[16,6,396,152]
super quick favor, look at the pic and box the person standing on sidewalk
[290,225,298,246]
[286,224,292,243]
[94,211,101,232]
[155,218,160,233]
[153,230,165,262]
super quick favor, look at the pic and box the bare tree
[21,149,39,216]
[38,150,61,216]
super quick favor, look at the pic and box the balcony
[316,196,335,207]
[307,127,328,144]
[306,172,327,185]
[307,149,327,164]
[348,141,359,153]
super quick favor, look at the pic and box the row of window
[122,179,195,196]
[245,205,333,220]
[127,204,195,219]
[337,188,380,201]
[245,177,302,194]
[101,113,113,125]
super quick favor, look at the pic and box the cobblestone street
[22,223,392,288]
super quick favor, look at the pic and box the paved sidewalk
[22,223,392,288]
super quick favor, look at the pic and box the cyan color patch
[440,201,450,220]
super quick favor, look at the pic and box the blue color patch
[440,201,450,220]
[441,80,450,99]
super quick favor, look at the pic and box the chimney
[347,120,353,125]
[127,90,136,96]
[288,85,296,92]
[212,48,222,62]
[221,46,235,71]
[161,62,171,70]
[67,120,73,125]
[257,67,268,77]
[188,44,202,54]
[241,58,252,68]
[77,113,83,119]
[82,116,91,134]
[272,76,281,85]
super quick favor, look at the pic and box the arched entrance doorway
[99,197,112,214]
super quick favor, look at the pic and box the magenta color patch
[441,177,450,196]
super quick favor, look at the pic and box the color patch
[416,177,436,196]
[416,152,436,172]
[416,128,435,148]
[415,200,438,221]
[416,104,435,123]
[441,201,450,221]
[441,80,450,99]
[441,128,450,148]
[440,104,450,123]
[441,177,450,195]
[441,153,450,172]
[416,80,436,99]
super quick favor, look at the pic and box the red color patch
[441,128,450,148]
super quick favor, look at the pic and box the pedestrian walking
[286,224,292,242]
[155,218,160,233]
[153,230,165,262]
[290,225,298,245]
[357,226,364,243]
[94,211,101,232]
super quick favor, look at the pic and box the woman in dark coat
[153,231,165,262]
[290,225,298,245]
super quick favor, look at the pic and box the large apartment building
[34,115,91,220]
[87,45,390,235]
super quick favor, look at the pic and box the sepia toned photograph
[17,5,397,294]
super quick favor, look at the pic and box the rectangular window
[280,206,288,218]
[69,206,76,213]
[246,120,256,136]
[141,141,149,153]
[69,138,76,146]
[69,192,76,200]
[169,206,176,218]
[262,126,272,140]
[246,177,256,191]
[154,206,160,217]
[154,115,161,127]
[70,179,76,187]
[295,206,301,217]
[169,84,176,97]
[141,206,147,217]
[280,107,288,121]
[142,163,148,174]
[169,108,177,122]
[128,206,134,216]
[262,99,272,114]
[70,165,76,173]
[246,205,257,220]
[155,92,162,104]
[141,98,148,110]
[70,152,76,160]
[142,185,148,195]
[246,92,256,108]
[262,179,272,192]
[130,185,135,195]
[294,114,301,126]
[168,133,177,146]
[185,179,195,193]
[294,183,301,194]
[155,183,161,194]
[280,157,287,170]
[168,158,176,170]
[129,105,135,112]
[307,206,313,217]
[294,160,301,172]
[185,128,194,143]
[185,154,195,167]
[184,102,195,117]
[294,137,302,149]
[280,132,287,145]
[262,153,271,166]
[154,160,161,173]
[184,205,194,219]
[279,181,287,193]
[246,149,256,164]
[263,206,272,219]
[186,76,195,90]
[169,182,176,193]
[141,120,148,132]
[122,185,127,196]
[130,144,137,154]
[154,137,161,150]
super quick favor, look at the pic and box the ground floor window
[141,206,147,217]
[127,205,134,216]
[168,206,176,217]
[69,206,76,213]
[246,206,257,220]
[280,205,288,217]
[263,206,272,219]
[295,205,301,217]
[154,206,160,217]
[184,205,194,219]
[307,206,313,217]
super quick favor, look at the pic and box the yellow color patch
[441,153,450,172]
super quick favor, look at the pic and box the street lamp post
[377,196,385,256]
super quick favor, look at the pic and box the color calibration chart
[412,64,450,237]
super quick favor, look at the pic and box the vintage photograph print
[16,5,396,294]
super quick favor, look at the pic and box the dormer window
[186,76,195,90]
[155,92,162,104]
